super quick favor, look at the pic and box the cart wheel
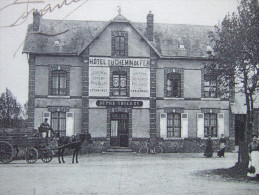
[40,149,53,163]
[25,148,38,163]
[0,141,14,164]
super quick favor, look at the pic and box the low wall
[80,138,235,154]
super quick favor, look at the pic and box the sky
[0,0,239,105]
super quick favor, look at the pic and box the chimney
[33,9,41,32]
[146,11,154,41]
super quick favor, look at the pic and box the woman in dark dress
[204,136,213,157]
[217,134,226,157]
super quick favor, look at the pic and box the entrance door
[110,113,129,147]
[118,119,128,147]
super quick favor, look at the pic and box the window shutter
[43,111,51,124]
[160,113,167,138]
[197,113,204,138]
[181,113,188,138]
[66,112,74,136]
[217,113,224,137]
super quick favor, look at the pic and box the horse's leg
[58,148,61,163]
[72,149,76,163]
[76,146,80,163]
[61,148,66,163]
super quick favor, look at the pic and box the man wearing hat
[39,118,54,139]
[247,134,259,178]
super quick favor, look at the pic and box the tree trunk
[236,73,251,174]
[236,141,249,175]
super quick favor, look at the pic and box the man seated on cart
[39,118,55,139]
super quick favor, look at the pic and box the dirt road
[0,153,258,195]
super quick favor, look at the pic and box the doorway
[110,112,129,147]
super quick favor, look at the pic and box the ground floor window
[51,112,66,137]
[167,113,181,137]
[204,113,217,137]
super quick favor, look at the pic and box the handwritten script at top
[0,0,83,27]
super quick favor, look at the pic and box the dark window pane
[204,75,217,98]
[167,113,181,138]
[112,31,127,57]
[51,70,67,95]
[51,112,66,136]
[112,72,127,96]
[166,73,181,97]
[204,113,217,137]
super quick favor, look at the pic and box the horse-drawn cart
[0,129,54,164]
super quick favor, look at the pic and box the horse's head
[76,132,92,143]
[86,132,93,144]
[75,133,86,142]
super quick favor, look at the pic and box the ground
[0,152,258,195]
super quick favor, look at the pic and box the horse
[57,132,92,163]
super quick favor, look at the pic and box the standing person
[39,118,54,138]
[217,134,226,157]
[204,136,213,157]
[247,135,259,178]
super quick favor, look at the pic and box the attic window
[111,31,128,57]
[179,44,185,49]
[54,40,60,46]
[206,45,212,52]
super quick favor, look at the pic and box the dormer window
[54,40,60,46]
[179,44,185,49]
[112,31,128,57]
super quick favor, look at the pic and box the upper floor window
[204,75,217,98]
[112,71,127,96]
[167,113,181,138]
[112,31,128,57]
[51,70,67,95]
[204,113,217,137]
[166,73,181,97]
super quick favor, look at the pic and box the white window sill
[109,96,129,99]
[47,95,70,98]
[162,138,184,140]
[164,97,184,100]
[201,98,221,101]
[199,137,220,140]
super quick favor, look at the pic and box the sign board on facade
[96,100,143,107]
[130,68,150,97]
[89,57,150,68]
[89,67,110,96]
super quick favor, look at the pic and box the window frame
[166,73,181,98]
[204,113,217,137]
[204,75,217,98]
[167,113,181,138]
[112,71,127,96]
[49,65,70,96]
[112,31,128,57]
[51,111,66,137]
[51,70,67,96]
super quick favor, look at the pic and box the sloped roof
[23,15,214,58]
